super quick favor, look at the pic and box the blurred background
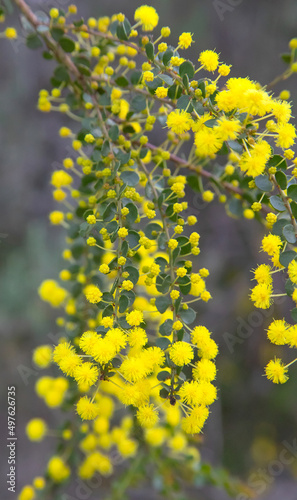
[1,0,297,498]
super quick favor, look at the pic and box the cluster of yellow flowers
[5,1,297,498]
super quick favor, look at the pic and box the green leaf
[254,175,273,192]
[120,170,139,186]
[126,230,140,249]
[144,222,162,240]
[158,74,173,86]
[272,218,288,237]
[115,76,129,87]
[119,294,129,313]
[124,202,138,224]
[285,279,294,297]
[275,171,287,190]
[131,95,146,112]
[227,140,243,154]
[268,154,287,171]
[179,307,196,325]
[124,266,139,285]
[281,53,291,64]
[103,202,117,222]
[116,23,128,41]
[42,51,53,60]
[168,84,182,100]
[159,319,173,336]
[179,60,195,79]
[187,175,200,192]
[291,201,297,219]
[155,338,171,350]
[157,371,170,381]
[156,274,172,294]
[145,42,154,60]
[155,296,171,314]
[291,308,297,322]
[163,48,173,66]
[53,65,69,83]
[102,304,114,318]
[155,257,168,273]
[26,33,43,49]
[227,198,243,218]
[287,184,297,202]
[283,224,296,244]
[51,27,64,41]
[279,251,296,267]
[130,71,142,85]
[178,278,191,295]
[159,387,170,399]
[59,37,75,53]
[176,95,193,112]
[182,74,190,89]
[269,195,286,212]
[108,125,119,142]
[204,119,217,128]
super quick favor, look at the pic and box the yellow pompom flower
[137,404,159,427]
[182,405,209,434]
[155,86,168,98]
[33,345,52,368]
[193,359,216,382]
[167,109,192,135]
[266,319,288,345]
[198,50,219,71]
[288,259,297,283]
[194,129,223,157]
[261,234,282,256]
[276,123,296,149]
[38,279,67,307]
[126,309,144,326]
[26,418,47,441]
[265,358,288,384]
[178,32,193,49]
[99,264,110,274]
[73,362,99,388]
[253,264,272,285]
[84,284,102,304]
[47,456,70,482]
[169,341,194,366]
[5,27,17,39]
[91,338,116,365]
[77,396,100,420]
[18,485,35,500]
[134,5,159,31]
[49,211,64,225]
[250,283,272,309]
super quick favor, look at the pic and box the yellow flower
[137,404,159,427]
[198,50,219,71]
[178,32,193,49]
[169,341,194,366]
[76,396,100,420]
[134,5,159,31]
[84,284,102,304]
[265,358,288,384]
[26,418,47,441]
[167,109,193,135]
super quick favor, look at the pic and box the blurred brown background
[1,0,297,498]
